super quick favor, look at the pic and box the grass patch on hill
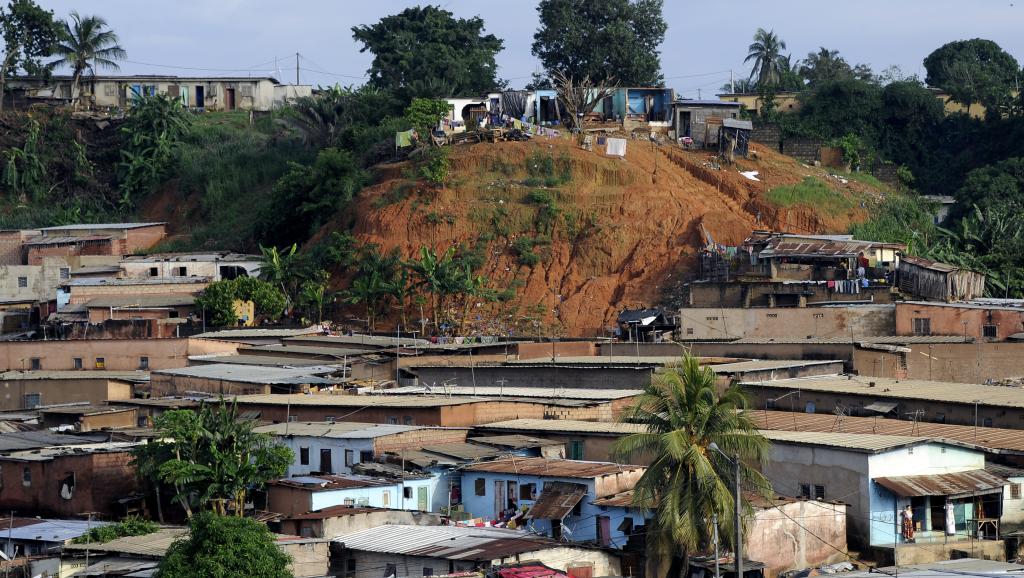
[767,177,853,214]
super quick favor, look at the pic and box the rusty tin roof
[873,469,1007,498]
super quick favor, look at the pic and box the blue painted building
[460,457,646,549]
[267,474,437,517]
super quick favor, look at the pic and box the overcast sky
[36,0,1024,97]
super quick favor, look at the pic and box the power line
[119,58,279,73]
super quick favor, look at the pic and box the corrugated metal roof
[253,422,429,438]
[527,482,587,519]
[420,442,504,460]
[24,234,111,245]
[477,419,645,436]
[740,375,1024,409]
[194,326,321,339]
[842,559,1024,578]
[0,370,149,382]
[464,457,643,477]
[41,223,164,231]
[67,277,208,286]
[762,430,930,453]
[0,518,107,542]
[727,335,972,344]
[189,354,332,368]
[233,394,502,408]
[392,449,461,468]
[708,359,843,373]
[0,441,140,462]
[121,252,259,263]
[64,528,185,557]
[902,300,1024,311]
[285,334,429,348]
[900,255,959,273]
[72,557,158,577]
[242,344,372,358]
[85,295,195,308]
[759,237,905,259]
[154,364,343,385]
[873,469,1006,498]
[334,524,563,560]
[270,474,398,490]
[0,431,108,452]
[39,404,133,415]
[468,435,563,449]
[381,385,641,401]
[591,490,634,507]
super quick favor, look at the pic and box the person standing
[901,505,915,543]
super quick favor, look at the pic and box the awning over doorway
[873,469,1007,499]
[526,482,587,520]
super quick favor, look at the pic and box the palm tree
[612,354,770,578]
[49,11,126,110]
[407,246,456,333]
[744,28,786,87]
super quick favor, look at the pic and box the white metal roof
[333,524,559,559]
[253,421,431,438]
[739,375,1024,410]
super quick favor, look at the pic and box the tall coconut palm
[744,28,786,87]
[49,11,126,109]
[612,354,770,578]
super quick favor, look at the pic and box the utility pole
[4,511,12,578]
[734,454,743,578]
[295,52,300,85]
[730,69,735,94]
[698,88,702,99]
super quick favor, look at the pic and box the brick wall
[124,225,167,253]
[871,162,900,185]
[27,240,115,265]
[751,123,782,150]
[372,428,469,454]
[781,136,822,163]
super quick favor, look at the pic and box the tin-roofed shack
[334,524,621,578]
[672,99,742,147]
[898,255,986,302]
[0,440,141,517]
[0,370,143,410]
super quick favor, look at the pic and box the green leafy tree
[194,279,240,327]
[230,276,288,318]
[298,269,333,324]
[259,148,366,247]
[72,516,158,544]
[924,39,1020,117]
[532,0,666,86]
[0,0,57,112]
[404,98,449,137]
[352,6,503,102]
[407,246,457,333]
[48,10,125,110]
[799,47,874,87]
[259,244,312,308]
[279,84,401,149]
[611,354,770,576]
[134,399,292,517]
[877,80,945,171]
[342,269,388,331]
[420,146,450,187]
[117,93,191,207]
[156,512,291,578]
[195,275,288,326]
[798,78,883,142]
[745,28,787,87]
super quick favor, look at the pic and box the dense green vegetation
[156,512,291,578]
[71,516,158,544]
[766,177,853,214]
[737,27,1024,297]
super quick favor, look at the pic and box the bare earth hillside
[313,136,878,335]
